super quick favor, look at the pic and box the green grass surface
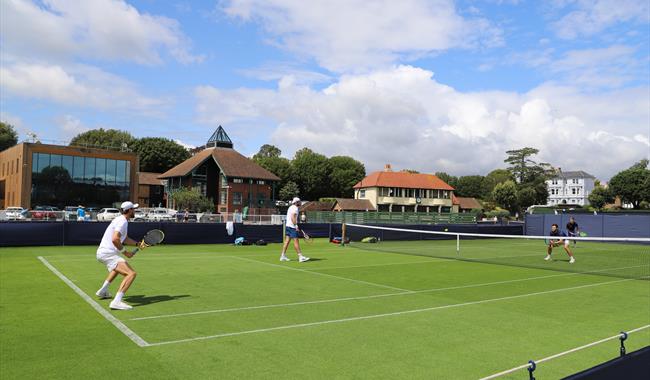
[1,239,648,379]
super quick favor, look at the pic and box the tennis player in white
[95,201,141,310]
[280,197,309,263]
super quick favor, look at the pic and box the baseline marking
[480,324,650,379]
[37,256,149,347]
[145,277,636,346]
[233,256,412,292]
[131,264,647,321]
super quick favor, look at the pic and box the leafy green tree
[171,188,214,212]
[482,169,515,200]
[0,121,19,151]
[608,160,650,208]
[131,137,190,173]
[70,128,135,149]
[455,175,485,198]
[252,145,292,190]
[328,156,366,198]
[504,147,553,184]
[435,172,458,188]
[516,186,537,209]
[279,181,300,201]
[291,148,330,200]
[588,186,614,210]
[492,180,517,213]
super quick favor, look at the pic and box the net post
[527,360,536,380]
[341,222,346,247]
[619,331,628,356]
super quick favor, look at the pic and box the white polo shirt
[97,215,128,255]
[285,205,299,229]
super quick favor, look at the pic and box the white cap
[292,197,301,204]
[120,201,139,211]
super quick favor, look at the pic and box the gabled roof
[552,170,596,179]
[334,198,376,211]
[455,196,482,210]
[207,125,233,149]
[138,172,164,186]
[300,201,335,212]
[158,147,280,181]
[353,171,454,190]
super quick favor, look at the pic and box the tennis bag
[361,236,378,243]
[255,239,267,246]
[330,236,351,244]
[234,237,252,245]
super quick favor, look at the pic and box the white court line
[145,277,637,347]
[37,256,149,347]
[233,256,412,292]
[131,265,646,321]
[479,324,650,379]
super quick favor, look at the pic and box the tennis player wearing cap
[95,201,141,310]
[280,197,310,263]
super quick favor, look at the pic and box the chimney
[384,164,392,172]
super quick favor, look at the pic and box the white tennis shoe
[569,257,575,264]
[109,301,132,310]
[298,256,310,263]
[280,256,290,262]
[95,289,112,299]
[544,255,551,261]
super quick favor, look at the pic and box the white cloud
[551,0,650,39]
[0,0,202,64]
[0,62,167,113]
[174,139,196,150]
[55,115,89,141]
[195,65,649,180]
[0,111,29,138]
[220,0,502,72]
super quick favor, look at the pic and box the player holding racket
[566,216,579,247]
[545,223,575,264]
[95,201,141,310]
[280,197,310,263]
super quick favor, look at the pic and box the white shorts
[97,249,125,272]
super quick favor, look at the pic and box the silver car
[147,208,174,222]
[96,208,121,221]
[5,207,28,220]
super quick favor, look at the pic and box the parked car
[176,210,198,222]
[5,207,28,220]
[96,208,120,221]
[133,209,147,222]
[147,208,174,222]
[31,206,60,220]
[64,206,78,221]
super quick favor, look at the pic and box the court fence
[305,211,477,225]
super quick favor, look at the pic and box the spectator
[77,205,86,222]
[183,208,189,223]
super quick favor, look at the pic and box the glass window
[233,178,243,183]
[220,190,227,204]
[233,192,242,205]
[31,154,37,174]
[37,153,50,173]
[257,180,265,185]
[95,158,106,184]
[105,159,116,184]
[61,155,73,177]
[84,157,96,182]
[116,160,126,185]
[50,154,62,168]
[359,189,365,198]
[73,156,84,182]
[125,161,131,185]
[221,174,227,187]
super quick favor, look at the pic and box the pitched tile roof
[138,172,164,186]
[158,147,281,181]
[455,196,482,210]
[552,170,596,179]
[353,171,454,190]
[300,201,335,212]
[334,198,376,211]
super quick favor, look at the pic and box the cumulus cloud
[220,0,502,72]
[0,62,167,113]
[550,0,650,39]
[55,115,89,141]
[195,65,649,180]
[0,0,202,64]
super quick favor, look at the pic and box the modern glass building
[0,143,138,209]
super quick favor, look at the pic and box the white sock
[280,252,287,257]
[114,291,124,303]
[100,281,110,292]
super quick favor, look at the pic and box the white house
[546,170,596,206]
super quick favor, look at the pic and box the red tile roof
[138,172,164,186]
[353,171,454,190]
[158,147,280,181]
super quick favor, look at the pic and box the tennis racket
[579,231,588,237]
[301,230,313,243]
[133,229,165,254]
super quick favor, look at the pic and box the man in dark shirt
[546,223,575,264]
[566,217,579,247]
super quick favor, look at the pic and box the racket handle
[132,247,139,255]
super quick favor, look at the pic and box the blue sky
[1,0,649,181]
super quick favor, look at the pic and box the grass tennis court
[1,238,649,379]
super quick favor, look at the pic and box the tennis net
[341,223,650,280]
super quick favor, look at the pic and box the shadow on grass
[125,294,191,306]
